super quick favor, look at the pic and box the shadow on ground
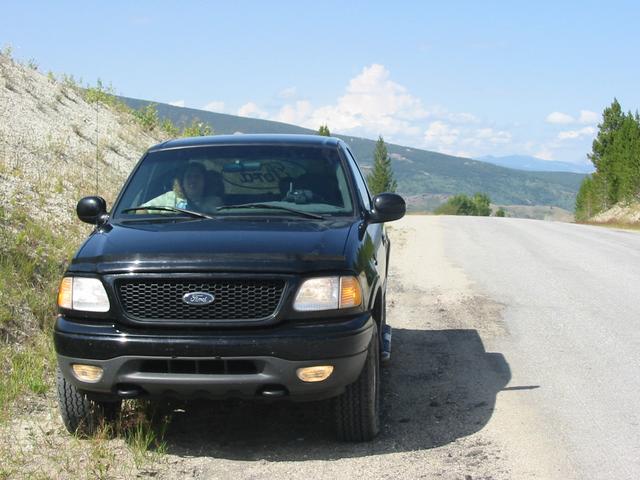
[155,328,510,461]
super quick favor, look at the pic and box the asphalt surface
[437,216,640,480]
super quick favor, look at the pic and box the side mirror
[369,193,406,223]
[77,196,108,225]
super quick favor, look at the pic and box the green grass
[581,220,640,231]
[0,56,175,475]
[121,405,169,467]
[0,205,78,418]
[0,336,54,419]
[0,206,73,333]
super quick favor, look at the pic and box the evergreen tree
[367,136,397,195]
[588,99,624,209]
[575,98,640,221]
[610,114,640,201]
[589,99,624,171]
[318,125,331,136]
[575,176,595,221]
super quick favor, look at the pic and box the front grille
[117,279,285,321]
[139,359,258,375]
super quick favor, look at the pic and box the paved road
[437,216,640,479]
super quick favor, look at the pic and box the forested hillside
[575,99,640,223]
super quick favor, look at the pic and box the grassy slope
[121,97,585,211]
[0,53,172,477]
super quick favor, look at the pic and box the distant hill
[120,97,585,211]
[476,154,593,174]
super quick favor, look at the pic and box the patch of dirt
[590,201,640,225]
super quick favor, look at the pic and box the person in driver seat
[143,162,223,212]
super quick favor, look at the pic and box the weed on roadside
[0,335,54,422]
[119,401,170,467]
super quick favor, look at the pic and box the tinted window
[345,148,371,211]
[113,145,354,219]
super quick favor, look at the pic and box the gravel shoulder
[1,216,573,479]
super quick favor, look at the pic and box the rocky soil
[0,52,163,226]
[590,201,640,225]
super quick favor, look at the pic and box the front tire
[56,367,121,436]
[335,324,380,441]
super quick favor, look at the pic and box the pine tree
[318,125,331,136]
[367,136,397,195]
[588,99,624,209]
[575,98,640,221]
[611,114,640,201]
[575,176,595,221]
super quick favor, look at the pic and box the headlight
[57,277,110,312]
[293,276,362,311]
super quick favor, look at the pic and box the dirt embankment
[0,52,163,226]
[589,201,640,226]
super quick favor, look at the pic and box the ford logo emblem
[182,292,215,306]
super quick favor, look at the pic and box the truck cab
[54,134,405,441]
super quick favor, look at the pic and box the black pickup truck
[54,134,405,441]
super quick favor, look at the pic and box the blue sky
[2,1,639,165]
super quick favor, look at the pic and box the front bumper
[54,313,373,401]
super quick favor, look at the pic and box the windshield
[112,144,355,220]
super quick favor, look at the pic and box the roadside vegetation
[84,79,214,138]
[0,49,190,476]
[434,193,493,216]
[316,128,399,197]
[317,124,331,136]
[367,136,398,195]
[575,99,640,224]
[0,206,69,419]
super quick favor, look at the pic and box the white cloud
[423,121,460,149]
[274,100,313,125]
[236,65,519,158]
[447,112,479,124]
[472,128,511,144]
[534,148,554,160]
[426,127,512,156]
[578,110,599,124]
[202,100,225,112]
[278,87,298,99]
[237,102,268,119]
[305,64,429,136]
[557,126,596,140]
[546,111,574,124]
[169,100,185,107]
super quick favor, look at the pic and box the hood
[70,218,357,274]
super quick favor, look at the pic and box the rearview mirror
[222,160,262,172]
[369,193,406,223]
[77,196,108,225]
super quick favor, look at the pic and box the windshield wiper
[121,205,215,219]
[216,203,325,220]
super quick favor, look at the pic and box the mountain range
[120,97,586,211]
[476,155,593,174]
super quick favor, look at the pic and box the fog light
[71,364,103,383]
[296,365,334,382]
